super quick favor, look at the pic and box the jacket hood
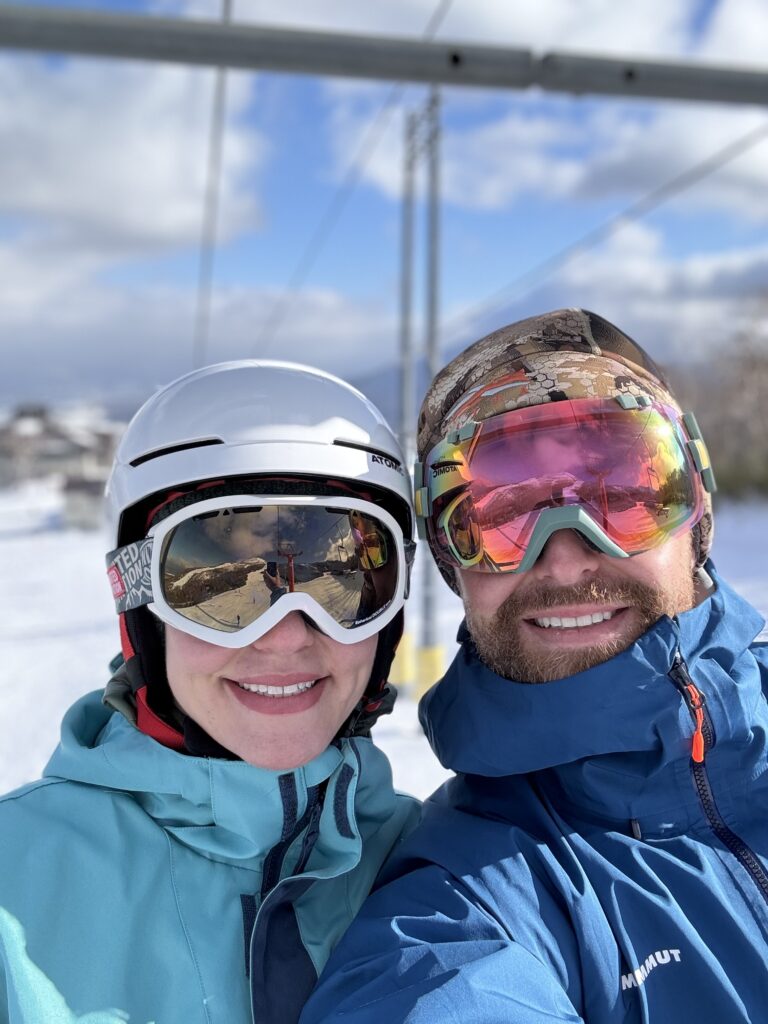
[419,563,766,824]
[44,692,400,876]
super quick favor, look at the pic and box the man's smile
[519,602,633,649]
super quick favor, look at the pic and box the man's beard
[465,574,696,684]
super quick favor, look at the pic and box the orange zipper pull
[685,683,706,763]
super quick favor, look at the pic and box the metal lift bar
[1,4,768,106]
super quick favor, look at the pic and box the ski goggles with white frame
[414,394,716,575]
[106,494,413,646]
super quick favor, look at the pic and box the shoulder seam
[0,778,69,805]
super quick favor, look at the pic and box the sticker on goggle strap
[106,538,154,613]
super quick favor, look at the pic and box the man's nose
[250,610,315,653]
[533,528,605,584]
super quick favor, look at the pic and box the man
[302,309,768,1023]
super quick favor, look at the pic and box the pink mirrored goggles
[415,396,715,574]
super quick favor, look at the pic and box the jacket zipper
[247,780,331,1022]
[668,650,768,908]
[248,875,317,1024]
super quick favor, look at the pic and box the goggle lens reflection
[426,399,704,572]
[160,504,397,632]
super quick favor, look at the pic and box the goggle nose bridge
[514,506,629,573]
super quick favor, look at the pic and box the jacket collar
[419,564,766,820]
[44,691,395,879]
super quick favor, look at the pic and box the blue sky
[3,0,768,414]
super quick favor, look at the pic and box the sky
[3,0,768,417]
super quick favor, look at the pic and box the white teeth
[534,611,615,629]
[235,680,317,697]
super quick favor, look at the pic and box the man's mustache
[495,577,659,621]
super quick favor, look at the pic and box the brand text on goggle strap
[107,540,153,610]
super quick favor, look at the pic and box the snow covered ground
[0,479,766,798]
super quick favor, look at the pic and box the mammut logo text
[621,949,681,990]
[371,454,403,474]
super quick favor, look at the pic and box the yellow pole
[415,644,444,700]
[389,632,416,688]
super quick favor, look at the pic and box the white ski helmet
[107,359,414,548]
[104,360,414,750]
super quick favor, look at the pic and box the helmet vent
[333,439,402,469]
[129,438,224,468]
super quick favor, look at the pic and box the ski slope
[0,479,766,798]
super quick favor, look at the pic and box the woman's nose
[250,610,315,653]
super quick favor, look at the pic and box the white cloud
[4,0,768,416]
[0,54,264,250]
[325,88,587,206]
[233,0,694,55]
[696,0,768,63]
[0,261,398,410]
[567,104,768,220]
[317,0,768,219]
[8,217,766,407]
[442,109,584,208]
[0,37,271,411]
[326,75,768,222]
[0,231,102,319]
[446,222,768,366]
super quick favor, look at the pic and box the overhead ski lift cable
[254,0,456,353]
[192,0,233,370]
[443,117,768,345]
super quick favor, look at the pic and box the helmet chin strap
[337,609,405,740]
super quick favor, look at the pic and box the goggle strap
[403,538,417,567]
[418,420,481,520]
[682,411,717,493]
[447,421,478,444]
[615,393,653,410]
[413,459,431,524]
[106,538,154,613]
[402,537,418,598]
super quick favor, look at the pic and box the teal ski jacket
[0,691,419,1024]
[303,567,768,1023]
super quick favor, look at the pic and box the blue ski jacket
[0,691,419,1024]
[302,566,768,1023]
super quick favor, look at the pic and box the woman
[0,360,419,1024]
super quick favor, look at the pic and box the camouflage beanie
[417,308,714,588]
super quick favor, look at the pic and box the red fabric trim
[118,613,135,661]
[144,477,374,531]
[135,686,186,752]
